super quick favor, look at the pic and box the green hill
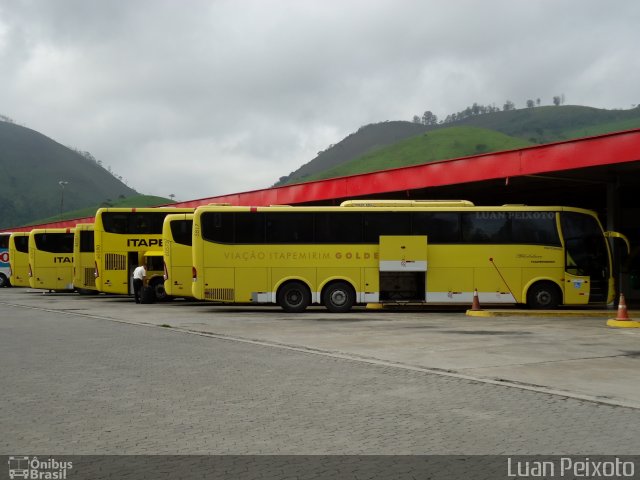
[0,120,138,228]
[298,127,532,182]
[453,105,640,144]
[26,194,175,226]
[274,121,431,186]
[277,105,640,186]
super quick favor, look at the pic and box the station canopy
[6,128,640,241]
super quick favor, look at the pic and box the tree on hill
[503,100,515,111]
[553,94,566,106]
[421,111,438,125]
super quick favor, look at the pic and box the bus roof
[29,227,75,234]
[193,202,599,217]
[164,213,194,221]
[95,207,194,214]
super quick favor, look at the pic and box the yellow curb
[465,309,492,317]
[606,319,640,328]
[466,309,640,318]
[365,303,384,310]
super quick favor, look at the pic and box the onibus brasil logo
[8,456,73,479]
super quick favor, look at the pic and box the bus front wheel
[0,273,9,288]
[277,281,311,313]
[527,282,561,309]
[322,281,355,313]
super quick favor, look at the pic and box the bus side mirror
[604,231,631,255]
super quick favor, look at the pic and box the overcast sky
[0,0,638,201]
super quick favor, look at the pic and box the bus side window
[461,213,509,243]
[363,212,410,243]
[235,213,265,244]
[412,212,461,243]
[315,212,363,244]
[511,213,560,245]
[201,212,234,243]
[266,213,313,243]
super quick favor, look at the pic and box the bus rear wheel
[322,281,355,313]
[150,277,169,302]
[277,281,311,313]
[0,273,10,288]
[527,282,561,309]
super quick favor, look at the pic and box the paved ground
[1,289,639,455]
[4,289,639,406]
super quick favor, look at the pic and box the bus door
[378,236,428,301]
[128,252,139,294]
[560,212,608,304]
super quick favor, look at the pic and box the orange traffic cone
[471,289,481,311]
[615,293,630,320]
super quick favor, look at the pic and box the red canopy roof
[5,128,640,233]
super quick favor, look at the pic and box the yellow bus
[8,233,30,287]
[192,200,628,312]
[28,228,75,291]
[73,223,98,293]
[163,213,194,299]
[0,232,13,287]
[93,207,193,300]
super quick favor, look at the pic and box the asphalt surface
[1,290,639,455]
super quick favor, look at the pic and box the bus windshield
[14,236,29,253]
[79,230,95,252]
[101,212,169,234]
[34,233,74,253]
[561,212,609,278]
[170,219,193,246]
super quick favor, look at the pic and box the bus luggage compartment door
[379,236,427,301]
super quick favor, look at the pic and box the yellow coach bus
[28,228,75,291]
[94,207,193,300]
[192,200,628,312]
[8,233,30,287]
[163,213,194,298]
[73,223,98,293]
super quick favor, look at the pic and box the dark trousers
[133,278,143,303]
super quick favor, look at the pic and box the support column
[607,178,623,304]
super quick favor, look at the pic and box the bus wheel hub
[330,290,346,305]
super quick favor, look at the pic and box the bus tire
[527,281,561,309]
[322,281,355,313]
[277,281,311,313]
[0,273,10,288]
[149,277,169,302]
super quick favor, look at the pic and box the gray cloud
[1,0,638,200]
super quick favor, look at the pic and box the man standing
[132,263,146,304]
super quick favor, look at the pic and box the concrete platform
[2,289,640,409]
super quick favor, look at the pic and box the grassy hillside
[25,195,174,226]
[453,105,640,144]
[294,127,532,183]
[277,105,640,185]
[562,117,640,140]
[0,120,138,228]
[274,121,431,186]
